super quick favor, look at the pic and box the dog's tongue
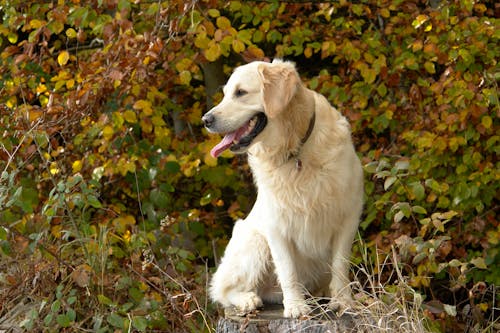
[210,131,238,158]
[210,124,249,158]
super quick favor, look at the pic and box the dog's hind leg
[209,219,270,313]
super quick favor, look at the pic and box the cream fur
[206,59,364,318]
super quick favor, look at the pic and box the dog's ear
[258,62,299,118]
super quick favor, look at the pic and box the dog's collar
[290,110,316,171]
[300,111,316,147]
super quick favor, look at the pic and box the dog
[202,59,364,318]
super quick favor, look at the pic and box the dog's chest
[255,169,341,257]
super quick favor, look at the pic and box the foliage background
[0,0,498,332]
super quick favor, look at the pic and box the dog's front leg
[265,229,310,318]
[328,221,358,312]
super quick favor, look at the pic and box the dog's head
[202,59,299,158]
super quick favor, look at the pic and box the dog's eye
[234,89,247,97]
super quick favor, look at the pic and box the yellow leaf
[123,110,137,123]
[179,70,192,85]
[51,225,62,239]
[29,109,43,122]
[57,51,69,66]
[412,14,429,29]
[380,8,390,18]
[6,96,17,108]
[36,83,47,94]
[481,115,492,129]
[152,115,166,126]
[175,58,193,72]
[50,162,60,175]
[7,32,17,44]
[102,125,114,140]
[66,79,75,89]
[194,33,210,49]
[216,16,231,29]
[140,119,153,133]
[133,99,150,110]
[133,99,153,115]
[66,28,77,38]
[411,40,423,52]
[304,47,313,58]
[424,61,436,74]
[232,39,245,53]
[29,19,45,29]
[204,41,221,62]
[123,229,131,243]
[72,160,83,173]
[39,95,48,107]
[478,303,489,312]
[204,152,218,167]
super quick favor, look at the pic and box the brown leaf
[71,265,91,288]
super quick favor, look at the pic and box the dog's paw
[233,292,263,313]
[283,300,311,318]
[328,298,351,314]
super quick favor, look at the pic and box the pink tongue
[210,124,249,158]
[210,131,238,158]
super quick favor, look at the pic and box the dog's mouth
[210,113,267,158]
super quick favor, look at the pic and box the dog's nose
[202,113,215,128]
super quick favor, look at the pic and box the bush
[0,0,498,331]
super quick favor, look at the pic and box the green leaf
[444,304,457,317]
[413,252,427,264]
[67,296,77,305]
[377,83,387,97]
[118,0,131,12]
[0,227,7,240]
[107,312,125,329]
[470,257,487,269]
[132,316,148,331]
[97,294,114,306]
[410,182,425,201]
[364,161,378,174]
[384,176,397,191]
[448,259,462,267]
[164,161,180,173]
[56,314,71,327]
[394,210,405,223]
[44,313,53,326]
[424,61,436,74]
[200,192,213,206]
[67,308,76,322]
[150,189,170,208]
[129,287,145,303]
[395,160,410,171]
[412,205,427,215]
[51,300,61,313]
[87,195,102,208]
[207,9,220,17]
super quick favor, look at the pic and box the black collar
[300,111,316,147]
[290,111,316,171]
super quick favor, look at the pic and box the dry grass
[299,244,430,333]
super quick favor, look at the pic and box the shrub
[0,0,498,331]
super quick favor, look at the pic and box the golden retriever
[202,59,363,318]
